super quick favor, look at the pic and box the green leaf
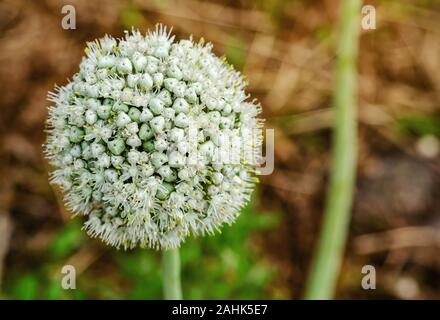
[397,114,440,137]
[224,35,246,71]
[49,221,84,259]
[119,5,144,29]
[13,274,39,300]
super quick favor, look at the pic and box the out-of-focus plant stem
[162,248,182,300]
[304,0,361,300]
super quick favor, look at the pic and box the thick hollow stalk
[162,248,182,300]
[304,0,361,300]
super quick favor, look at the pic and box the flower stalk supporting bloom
[162,248,182,299]
[304,0,361,300]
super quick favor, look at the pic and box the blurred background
[0,0,439,299]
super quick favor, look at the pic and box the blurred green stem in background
[162,248,182,299]
[304,0,361,299]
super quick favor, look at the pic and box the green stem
[162,248,182,300]
[304,0,361,300]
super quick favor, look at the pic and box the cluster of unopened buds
[45,25,263,250]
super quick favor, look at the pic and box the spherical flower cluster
[45,25,263,249]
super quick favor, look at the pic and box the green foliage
[179,205,279,299]
[224,35,246,71]
[49,220,84,259]
[12,274,39,300]
[397,114,440,137]
[116,203,279,299]
[3,201,279,300]
[314,24,332,42]
[119,5,144,29]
